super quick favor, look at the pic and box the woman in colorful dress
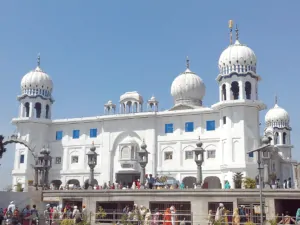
[163,208,172,225]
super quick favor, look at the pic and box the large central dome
[171,67,206,107]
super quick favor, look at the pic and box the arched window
[283,132,287,144]
[245,81,252,100]
[35,102,42,118]
[121,146,130,159]
[24,102,30,117]
[274,132,279,145]
[222,84,226,100]
[46,105,50,119]
[231,81,239,100]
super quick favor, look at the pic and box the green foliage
[233,172,243,189]
[96,206,107,219]
[120,211,144,225]
[269,173,277,184]
[243,177,256,189]
[245,221,255,225]
[268,215,278,225]
[16,183,22,192]
[157,176,167,183]
[60,219,74,225]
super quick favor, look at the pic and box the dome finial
[228,20,233,45]
[186,56,190,69]
[275,94,278,105]
[37,53,41,67]
[235,24,239,41]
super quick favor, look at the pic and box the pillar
[226,83,231,100]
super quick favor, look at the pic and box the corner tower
[265,97,293,159]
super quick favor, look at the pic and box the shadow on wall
[0,191,41,209]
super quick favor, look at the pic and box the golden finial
[235,24,239,40]
[37,53,41,67]
[228,20,233,45]
[186,56,190,69]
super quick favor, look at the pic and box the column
[263,163,269,183]
[239,81,245,99]
[29,102,34,118]
[20,103,24,118]
[62,148,68,171]
[140,165,145,186]
[219,85,223,102]
[226,83,231,100]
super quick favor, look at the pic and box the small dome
[218,40,257,75]
[171,68,205,106]
[120,91,143,103]
[265,104,290,128]
[21,66,53,99]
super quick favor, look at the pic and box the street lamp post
[138,140,149,189]
[86,142,98,190]
[247,135,271,225]
[34,147,52,190]
[193,137,205,188]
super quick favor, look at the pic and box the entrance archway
[182,176,196,188]
[51,180,62,190]
[67,179,80,186]
[203,176,221,189]
[1,135,36,157]
[84,179,98,189]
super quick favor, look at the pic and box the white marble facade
[11,31,295,191]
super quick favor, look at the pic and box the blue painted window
[73,130,80,139]
[20,155,25,164]
[249,152,254,158]
[90,128,97,138]
[206,120,216,131]
[165,124,173,133]
[56,131,63,140]
[185,122,194,132]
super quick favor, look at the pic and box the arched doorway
[84,179,98,189]
[51,180,62,190]
[203,176,221,189]
[182,176,196,189]
[67,179,80,187]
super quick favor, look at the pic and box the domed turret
[265,102,290,128]
[218,40,257,76]
[20,56,53,100]
[171,58,206,107]
[17,55,54,119]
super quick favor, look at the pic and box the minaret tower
[265,96,293,159]
[18,55,54,119]
[212,21,266,180]
[11,55,54,191]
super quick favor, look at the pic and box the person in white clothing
[170,206,177,225]
[7,201,16,214]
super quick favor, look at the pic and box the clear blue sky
[0,1,299,189]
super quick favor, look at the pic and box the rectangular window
[165,124,173,133]
[207,150,216,159]
[164,152,173,160]
[71,156,79,164]
[223,116,226,125]
[249,152,254,158]
[90,128,97,138]
[56,131,63,141]
[185,122,194,132]
[55,157,62,164]
[185,151,193,160]
[72,130,80,139]
[20,154,25,164]
[206,120,216,131]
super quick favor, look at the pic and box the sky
[0,0,299,189]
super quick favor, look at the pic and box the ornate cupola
[216,21,261,103]
[18,55,54,119]
[147,96,159,112]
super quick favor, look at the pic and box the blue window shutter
[249,152,254,158]
[90,128,97,138]
[206,120,216,131]
[73,130,80,139]
[20,155,25,164]
[56,131,63,140]
[165,124,173,133]
[185,122,194,132]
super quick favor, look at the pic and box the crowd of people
[0,201,38,225]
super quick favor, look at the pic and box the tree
[233,172,243,189]
[3,185,12,192]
